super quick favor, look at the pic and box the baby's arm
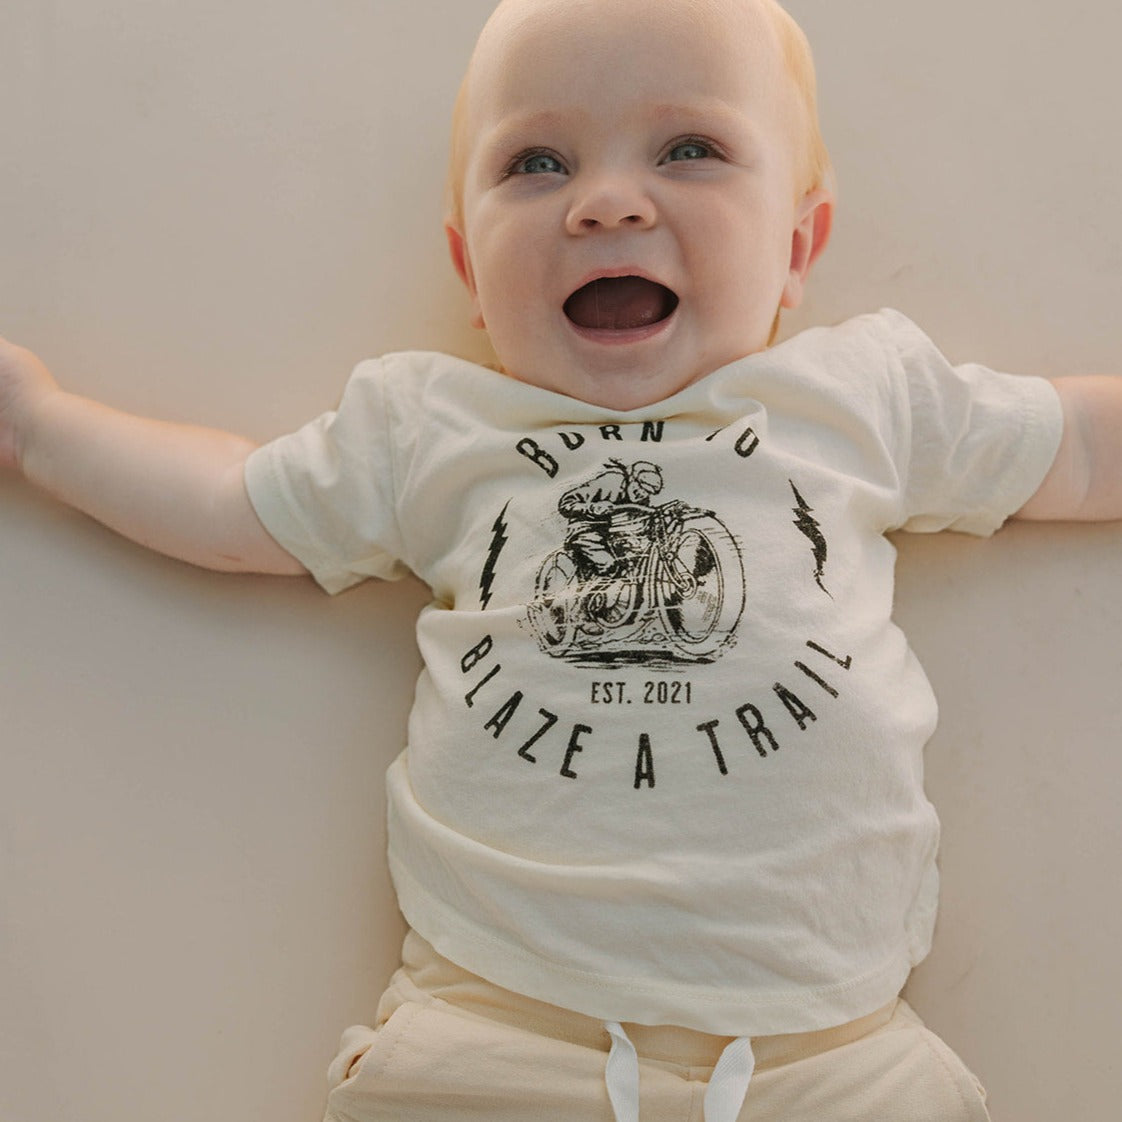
[0,337,306,575]
[1016,376,1122,522]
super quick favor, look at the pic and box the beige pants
[324,930,991,1122]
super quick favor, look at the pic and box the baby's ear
[780,188,834,311]
[445,221,485,329]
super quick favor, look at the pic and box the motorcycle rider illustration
[528,460,746,665]
[560,460,664,613]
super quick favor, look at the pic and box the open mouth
[563,276,679,332]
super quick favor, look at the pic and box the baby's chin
[489,316,775,410]
[497,357,725,412]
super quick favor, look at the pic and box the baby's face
[448,0,831,410]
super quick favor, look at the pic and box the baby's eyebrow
[647,98,752,132]
[481,108,587,152]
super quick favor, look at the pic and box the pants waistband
[394,928,899,1073]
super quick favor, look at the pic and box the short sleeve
[244,358,410,594]
[880,310,1064,535]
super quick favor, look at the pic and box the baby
[2,0,1120,1119]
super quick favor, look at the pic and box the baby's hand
[0,337,59,474]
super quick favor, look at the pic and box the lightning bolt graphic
[789,481,830,597]
[479,501,511,610]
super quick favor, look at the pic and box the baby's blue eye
[513,151,565,175]
[665,140,714,163]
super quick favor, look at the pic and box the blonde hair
[763,0,831,198]
[444,0,831,230]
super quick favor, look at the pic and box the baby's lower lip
[564,307,678,345]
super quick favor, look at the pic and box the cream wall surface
[2,2,1119,1120]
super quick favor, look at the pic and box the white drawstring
[604,1021,755,1122]
[703,1034,755,1121]
[604,1022,640,1122]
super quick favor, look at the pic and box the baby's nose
[566,176,656,234]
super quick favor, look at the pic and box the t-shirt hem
[975,374,1065,533]
[896,367,1065,536]
[388,848,917,1038]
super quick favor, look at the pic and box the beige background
[2,1,1119,1119]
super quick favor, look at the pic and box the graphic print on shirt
[522,459,747,668]
[789,481,831,597]
[461,426,853,791]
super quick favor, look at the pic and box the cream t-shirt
[245,309,1063,1034]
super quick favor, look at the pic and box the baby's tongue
[564,276,676,331]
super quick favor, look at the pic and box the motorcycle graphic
[527,464,746,666]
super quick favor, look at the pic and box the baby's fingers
[0,337,59,474]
